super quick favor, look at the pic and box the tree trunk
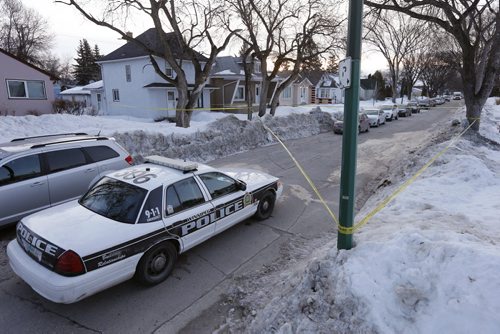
[258,79,270,117]
[269,94,280,116]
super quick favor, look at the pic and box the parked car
[398,106,412,117]
[453,92,462,100]
[418,98,431,110]
[364,109,386,127]
[332,113,370,134]
[7,155,283,303]
[379,105,399,121]
[443,95,451,102]
[406,102,420,113]
[0,133,133,228]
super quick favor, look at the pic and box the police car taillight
[125,155,133,165]
[55,250,85,276]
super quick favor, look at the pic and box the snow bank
[243,102,500,333]
[102,111,334,162]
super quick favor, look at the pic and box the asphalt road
[0,102,462,333]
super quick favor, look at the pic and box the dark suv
[0,133,133,228]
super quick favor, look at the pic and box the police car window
[84,146,119,162]
[199,172,238,199]
[168,177,205,213]
[80,177,147,224]
[166,186,182,214]
[0,155,42,186]
[45,148,88,173]
[138,186,163,223]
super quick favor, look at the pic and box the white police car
[7,156,282,303]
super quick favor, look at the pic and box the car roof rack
[11,133,89,142]
[29,136,107,149]
[145,155,198,172]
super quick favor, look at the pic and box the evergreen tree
[73,39,101,85]
[301,38,323,71]
[325,54,339,73]
[372,71,386,100]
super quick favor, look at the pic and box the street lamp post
[337,0,364,250]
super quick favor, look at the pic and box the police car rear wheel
[255,191,276,220]
[135,242,177,285]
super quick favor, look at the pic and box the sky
[22,0,387,75]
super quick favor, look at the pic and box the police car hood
[21,200,152,257]
[221,169,278,189]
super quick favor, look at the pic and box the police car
[7,156,282,303]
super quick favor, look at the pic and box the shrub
[53,99,96,116]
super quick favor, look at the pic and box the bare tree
[365,0,500,131]
[57,0,238,128]
[222,0,344,116]
[0,0,53,64]
[364,10,429,103]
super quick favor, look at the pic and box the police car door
[196,172,254,234]
[163,176,214,251]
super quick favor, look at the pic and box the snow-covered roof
[83,80,103,90]
[59,86,91,95]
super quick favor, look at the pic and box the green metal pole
[338,0,364,250]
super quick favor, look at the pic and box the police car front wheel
[135,242,178,285]
[254,191,276,220]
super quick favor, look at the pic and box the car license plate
[21,239,43,262]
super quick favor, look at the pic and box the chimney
[125,31,133,39]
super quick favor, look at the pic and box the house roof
[210,56,269,81]
[99,28,209,62]
[0,48,57,80]
[301,70,325,85]
[318,73,339,88]
[59,80,103,95]
[60,86,91,95]
[360,78,376,90]
[143,82,218,89]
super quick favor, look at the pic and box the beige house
[210,56,279,113]
[0,48,56,116]
[278,73,314,107]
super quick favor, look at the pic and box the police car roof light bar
[145,155,198,171]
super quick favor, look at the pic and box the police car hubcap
[152,254,167,272]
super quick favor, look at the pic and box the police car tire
[254,191,276,220]
[135,241,178,286]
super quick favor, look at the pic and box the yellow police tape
[261,119,476,235]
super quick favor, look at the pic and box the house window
[234,85,245,101]
[6,80,46,99]
[282,86,292,99]
[125,65,131,82]
[112,89,120,102]
[165,66,173,78]
[253,62,260,73]
[318,88,330,98]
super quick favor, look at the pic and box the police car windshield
[79,177,147,224]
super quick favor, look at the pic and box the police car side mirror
[237,180,247,191]
[166,205,174,215]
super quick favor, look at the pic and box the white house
[315,73,343,104]
[98,29,212,119]
[59,80,106,113]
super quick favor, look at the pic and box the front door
[255,85,261,104]
[300,87,308,104]
[97,93,102,111]
[167,91,176,117]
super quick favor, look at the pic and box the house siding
[100,56,210,119]
[0,51,55,116]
